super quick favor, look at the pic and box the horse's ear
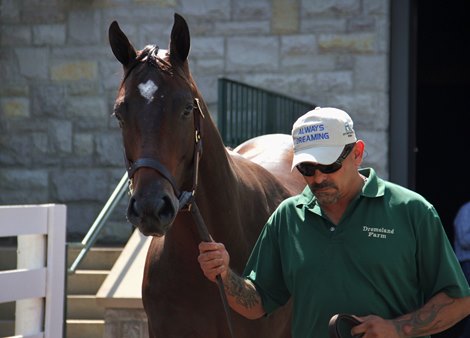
[108,21,137,67]
[169,13,190,64]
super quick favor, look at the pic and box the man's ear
[354,141,365,160]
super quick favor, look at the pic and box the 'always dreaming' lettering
[294,123,329,145]
[294,132,329,145]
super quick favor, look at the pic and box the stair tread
[67,319,105,323]
[72,269,110,274]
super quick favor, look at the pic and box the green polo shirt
[243,168,470,338]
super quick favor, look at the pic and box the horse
[108,13,306,338]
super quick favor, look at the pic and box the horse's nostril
[155,195,176,223]
[127,196,140,219]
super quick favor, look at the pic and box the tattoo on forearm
[224,270,261,309]
[393,297,455,336]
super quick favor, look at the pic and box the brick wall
[0,0,389,241]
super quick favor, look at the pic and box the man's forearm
[222,269,266,320]
[392,292,470,336]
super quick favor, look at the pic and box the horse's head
[109,14,204,236]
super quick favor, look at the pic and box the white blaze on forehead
[138,80,158,103]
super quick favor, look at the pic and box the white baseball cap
[291,107,357,169]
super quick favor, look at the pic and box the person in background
[453,201,470,338]
[198,107,470,338]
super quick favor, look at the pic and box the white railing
[0,204,66,338]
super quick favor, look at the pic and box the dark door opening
[415,1,470,244]
[415,2,470,337]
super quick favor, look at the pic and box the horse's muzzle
[126,191,178,236]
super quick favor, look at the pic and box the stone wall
[0,0,389,241]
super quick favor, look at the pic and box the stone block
[364,0,388,15]
[32,24,66,45]
[0,169,48,191]
[31,84,67,116]
[51,169,110,201]
[243,72,317,104]
[15,47,49,80]
[190,37,224,59]
[317,70,353,92]
[301,0,360,15]
[48,119,72,153]
[0,97,30,118]
[318,33,376,53]
[233,0,271,20]
[21,1,66,24]
[100,60,123,91]
[347,16,376,32]
[95,132,123,166]
[31,132,48,153]
[0,169,49,205]
[301,17,346,33]
[214,20,270,36]
[74,133,94,156]
[66,97,107,119]
[180,0,230,19]
[329,92,388,130]
[226,37,279,72]
[193,58,224,75]
[1,26,32,45]
[51,61,98,81]
[68,10,101,44]
[0,84,29,97]
[0,0,20,23]
[280,35,318,70]
[272,0,299,34]
[355,55,387,91]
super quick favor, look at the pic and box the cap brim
[291,145,344,170]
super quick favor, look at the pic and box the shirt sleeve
[243,212,291,315]
[417,203,470,299]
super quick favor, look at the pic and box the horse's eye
[183,104,194,117]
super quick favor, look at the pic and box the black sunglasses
[296,143,356,176]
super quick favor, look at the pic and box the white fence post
[0,204,66,338]
[15,234,46,335]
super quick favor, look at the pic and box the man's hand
[351,315,401,338]
[198,241,230,282]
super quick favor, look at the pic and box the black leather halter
[125,97,204,211]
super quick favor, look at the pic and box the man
[198,107,470,338]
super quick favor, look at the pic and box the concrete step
[67,270,109,295]
[67,295,104,320]
[66,319,104,338]
[67,246,123,271]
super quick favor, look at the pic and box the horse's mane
[120,45,174,88]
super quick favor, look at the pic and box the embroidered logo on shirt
[363,226,395,239]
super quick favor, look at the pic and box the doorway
[415,1,470,245]
[414,1,470,337]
